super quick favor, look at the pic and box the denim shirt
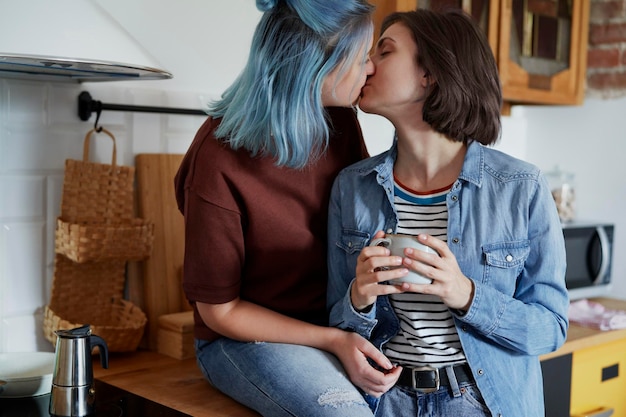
[327,141,569,417]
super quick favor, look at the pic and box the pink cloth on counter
[568,299,626,331]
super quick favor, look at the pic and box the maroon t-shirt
[175,107,368,341]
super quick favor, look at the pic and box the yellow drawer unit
[570,337,626,417]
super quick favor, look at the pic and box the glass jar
[546,166,576,223]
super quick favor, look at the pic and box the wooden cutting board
[134,154,190,350]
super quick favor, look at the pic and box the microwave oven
[562,222,615,300]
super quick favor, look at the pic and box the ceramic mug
[369,234,436,285]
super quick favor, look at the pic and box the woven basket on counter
[44,128,151,352]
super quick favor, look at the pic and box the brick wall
[587,0,626,97]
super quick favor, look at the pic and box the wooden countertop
[94,350,260,417]
[541,297,626,360]
[95,298,626,415]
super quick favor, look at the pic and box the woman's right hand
[329,330,402,398]
[351,231,409,311]
[197,296,402,396]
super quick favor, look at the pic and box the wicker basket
[43,299,147,353]
[55,217,154,263]
[45,129,149,352]
[60,128,135,224]
[44,256,146,352]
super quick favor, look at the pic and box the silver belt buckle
[411,366,440,393]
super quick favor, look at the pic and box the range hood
[0,0,172,82]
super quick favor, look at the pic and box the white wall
[1,0,624,353]
[521,98,626,299]
[92,0,261,95]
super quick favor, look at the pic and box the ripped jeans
[195,338,373,417]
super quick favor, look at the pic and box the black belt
[396,363,473,393]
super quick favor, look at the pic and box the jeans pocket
[460,384,490,414]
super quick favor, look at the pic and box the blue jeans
[195,338,373,417]
[374,381,491,417]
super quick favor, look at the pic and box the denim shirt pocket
[336,229,370,255]
[482,240,530,295]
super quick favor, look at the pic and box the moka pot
[49,325,109,417]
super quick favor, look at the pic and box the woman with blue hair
[175,1,400,416]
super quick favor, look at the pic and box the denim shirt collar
[458,140,483,187]
[358,139,485,188]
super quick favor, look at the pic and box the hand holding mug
[369,234,437,285]
[353,232,474,312]
[398,233,475,312]
[352,231,408,311]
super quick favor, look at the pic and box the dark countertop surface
[0,379,190,417]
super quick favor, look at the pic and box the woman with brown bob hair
[398,9,502,145]
[327,8,568,416]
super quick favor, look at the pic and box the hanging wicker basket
[44,128,150,352]
[55,217,154,263]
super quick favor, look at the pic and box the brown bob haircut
[381,9,502,145]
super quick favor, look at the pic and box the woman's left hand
[399,234,474,311]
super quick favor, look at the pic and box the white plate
[0,352,55,398]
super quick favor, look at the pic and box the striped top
[384,176,467,367]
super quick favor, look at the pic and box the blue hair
[208,0,373,168]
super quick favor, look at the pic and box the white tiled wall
[0,79,207,353]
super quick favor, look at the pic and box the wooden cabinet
[498,0,590,105]
[368,0,590,109]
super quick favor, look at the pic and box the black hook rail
[77,91,207,122]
